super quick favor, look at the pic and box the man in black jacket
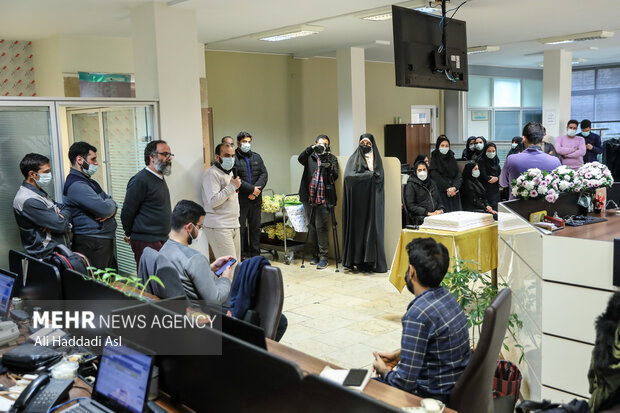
[234,131,268,258]
[298,135,339,269]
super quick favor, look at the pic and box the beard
[405,268,415,294]
[154,158,172,176]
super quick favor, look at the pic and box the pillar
[337,47,367,156]
[543,50,573,138]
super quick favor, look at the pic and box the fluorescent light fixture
[357,8,393,21]
[538,30,614,45]
[414,6,442,13]
[537,58,588,67]
[258,25,324,42]
[467,45,500,55]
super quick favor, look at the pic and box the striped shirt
[383,286,471,397]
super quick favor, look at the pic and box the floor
[270,257,412,371]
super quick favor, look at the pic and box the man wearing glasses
[121,140,174,265]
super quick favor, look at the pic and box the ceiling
[2,0,620,68]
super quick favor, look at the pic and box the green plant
[85,267,165,299]
[441,258,524,363]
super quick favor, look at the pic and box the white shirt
[144,166,163,180]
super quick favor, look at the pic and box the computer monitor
[0,269,17,319]
[92,340,154,413]
[392,5,468,91]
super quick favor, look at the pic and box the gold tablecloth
[388,224,498,292]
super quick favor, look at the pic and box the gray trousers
[303,202,330,259]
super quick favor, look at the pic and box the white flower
[512,187,519,197]
[524,181,535,190]
[563,175,571,181]
[538,185,548,195]
[558,181,570,191]
[529,169,541,177]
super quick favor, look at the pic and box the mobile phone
[342,369,368,387]
[215,258,236,276]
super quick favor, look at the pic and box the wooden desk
[550,210,620,241]
[266,339,457,412]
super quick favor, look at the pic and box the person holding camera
[298,134,339,270]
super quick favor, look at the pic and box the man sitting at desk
[373,238,470,403]
[159,200,234,305]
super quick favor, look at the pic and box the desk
[550,210,620,241]
[266,339,458,412]
[389,224,498,292]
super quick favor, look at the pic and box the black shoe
[317,259,328,270]
[309,256,320,265]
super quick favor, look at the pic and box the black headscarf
[462,136,477,160]
[473,136,488,158]
[462,161,485,192]
[414,154,428,166]
[430,136,459,179]
[411,160,431,187]
[348,133,384,178]
[507,136,524,158]
[477,142,501,177]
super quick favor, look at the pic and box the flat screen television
[392,5,468,91]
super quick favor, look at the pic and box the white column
[130,2,203,204]
[542,49,573,138]
[337,47,367,156]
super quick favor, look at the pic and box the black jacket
[234,148,268,205]
[404,175,445,225]
[297,146,339,206]
[461,177,489,212]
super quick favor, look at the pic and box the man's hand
[231,176,241,189]
[252,186,262,197]
[586,144,593,150]
[40,227,51,233]
[123,236,131,244]
[489,176,499,184]
[248,194,256,200]
[211,255,234,273]
[96,216,110,223]
[373,350,400,377]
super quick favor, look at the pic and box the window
[571,66,620,142]
[467,75,542,140]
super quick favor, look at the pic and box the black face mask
[360,145,372,154]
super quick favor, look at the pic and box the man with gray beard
[121,140,173,266]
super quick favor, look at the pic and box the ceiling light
[467,45,500,55]
[414,6,442,14]
[357,8,393,21]
[536,58,588,67]
[258,25,324,42]
[538,30,614,45]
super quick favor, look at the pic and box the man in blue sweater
[63,142,118,270]
[121,140,173,266]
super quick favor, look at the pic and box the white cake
[419,211,495,232]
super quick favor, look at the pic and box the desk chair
[8,249,62,300]
[152,254,185,299]
[137,247,159,294]
[449,288,512,413]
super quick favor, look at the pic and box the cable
[47,397,89,412]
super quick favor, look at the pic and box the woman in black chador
[342,133,387,273]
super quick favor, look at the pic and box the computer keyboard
[564,215,608,226]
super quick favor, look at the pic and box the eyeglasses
[157,152,175,158]
[192,223,203,230]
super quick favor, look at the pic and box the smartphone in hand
[215,258,237,276]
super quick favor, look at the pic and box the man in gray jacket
[63,142,118,270]
[159,200,233,305]
[13,153,71,259]
[202,143,241,262]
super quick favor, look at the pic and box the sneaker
[309,256,320,265]
[317,259,328,270]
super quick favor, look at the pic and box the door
[411,105,439,142]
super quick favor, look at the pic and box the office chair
[449,288,512,413]
[137,247,159,294]
[9,249,62,300]
[252,265,284,340]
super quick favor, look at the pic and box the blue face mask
[581,131,590,137]
[220,157,234,171]
[82,161,98,176]
[511,143,518,149]
[475,143,484,151]
[472,170,481,178]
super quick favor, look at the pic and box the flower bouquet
[576,161,614,189]
[549,165,584,194]
[511,168,559,203]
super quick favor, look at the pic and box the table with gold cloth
[388,224,498,292]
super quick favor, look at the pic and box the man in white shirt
[202,143,242,262]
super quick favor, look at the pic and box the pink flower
[546,194,557,203]
[585,173,592,179]
[530,190,538,198]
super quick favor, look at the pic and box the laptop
[0,269,17,320]
[65,340,154,413]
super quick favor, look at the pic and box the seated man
[373,238,471,402]
[159,200,234,306]
[13,153,71,259]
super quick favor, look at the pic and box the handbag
[1,343,63,373]
[516,399,591,413]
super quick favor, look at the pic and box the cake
[419,211,495,232]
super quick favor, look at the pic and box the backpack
[45,244,89,275]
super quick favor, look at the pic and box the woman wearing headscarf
[506,136,524,159]
[342,133,387,273]
[429,136,462,212]
[460,161,497,216]
[404,160,445,225]
[461,136,477,160]
[477,142,501,210]
[472,136,488,160]
[414,154,430,169]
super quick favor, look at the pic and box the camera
[313,144,326,155]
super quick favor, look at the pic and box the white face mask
[417,171,428,181]
[220,156,235,171]
[468,144,475,151]
[567,129,577,137]
[189,224,202,244]
[439,147,449,155]
[37,172,53,185]
[486,151,496,159]
[472,170,481,178]
[240,142,251,153]
[511,143,518,149]
[475,143,484,151]
[82,161,98,176]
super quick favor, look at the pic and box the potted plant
[441,258,524,363]
[86,267,165,300]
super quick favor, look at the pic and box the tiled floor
[270,257,413,370]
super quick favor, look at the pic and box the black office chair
[9,249,62,300]
[137,247,159,294]
[449,288,512,413]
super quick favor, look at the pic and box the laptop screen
[0,269,16,317]
[94,342,153,413]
